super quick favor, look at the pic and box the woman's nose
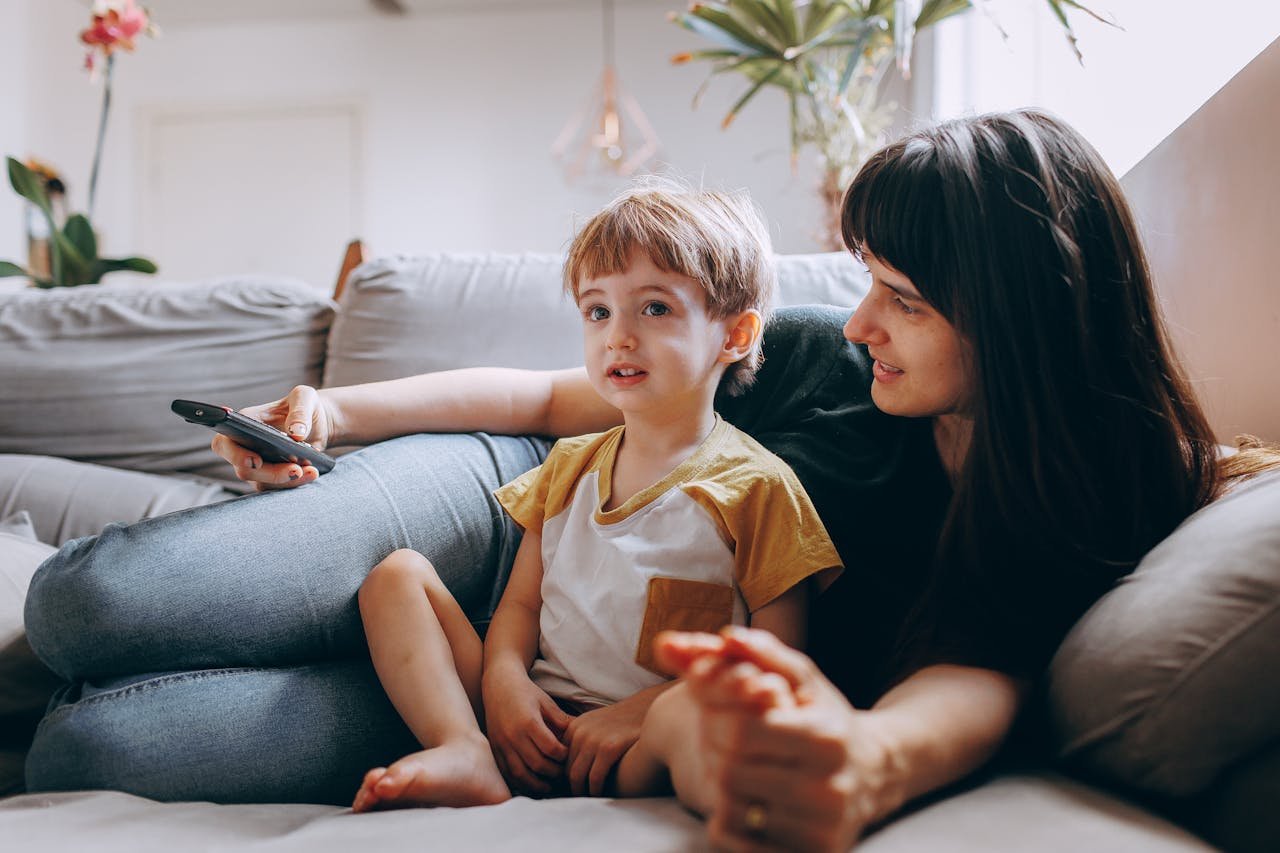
[843,300,884,346]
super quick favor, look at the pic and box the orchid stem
[87,52,114,222]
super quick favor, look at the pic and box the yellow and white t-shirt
[494,416,842,708]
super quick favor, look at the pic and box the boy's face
[575,249,739,421]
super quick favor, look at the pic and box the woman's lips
[872,358,904,383]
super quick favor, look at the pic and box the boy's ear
[719,310,762,363]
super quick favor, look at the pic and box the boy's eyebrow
[576,282,685,302]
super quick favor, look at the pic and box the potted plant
[1,0,159,287]
[670,0,1114,248]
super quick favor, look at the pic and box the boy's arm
[747,583,809,650]
[481,529,572,794]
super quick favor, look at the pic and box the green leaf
[688,5,782,56]
[774,0,800,43]
[735,0,792,46]
[915,0,973,29]
[52,231,92,286]
[0,260,28,278]
[62,214,98,262]
[673,11,764,55]
[1056,0,1122,28]
[801,2,851,44]
[723,55,805,93]
[90,256,158,283]
[721,62,787,128]
[6,157,51,213]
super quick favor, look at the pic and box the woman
[23,110,1271,845]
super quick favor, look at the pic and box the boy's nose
[607,321,637,350]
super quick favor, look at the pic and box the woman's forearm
[863,664,1025,821]
[322,366,621,446]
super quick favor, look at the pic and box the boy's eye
[892,295,917,316]
[642,302,670,317]
[586,305,610,321]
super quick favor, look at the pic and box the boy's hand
[564,684,669,796]
[482,665,572,795]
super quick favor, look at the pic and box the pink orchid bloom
[79,0,150,58]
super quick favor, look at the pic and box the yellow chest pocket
[635,577,735,675]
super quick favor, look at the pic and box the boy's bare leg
[614,683,713,811]
[352,548,510,812]
[615,669,794,810]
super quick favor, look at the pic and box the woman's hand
[211,385,337,490]
[564,682,670,796]
[481,664,572,796]
[657,628,901,852]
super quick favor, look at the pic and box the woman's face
[844,252,972,418]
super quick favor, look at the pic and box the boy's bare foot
[351,737,511,812]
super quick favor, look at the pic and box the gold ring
[743,802,768,834]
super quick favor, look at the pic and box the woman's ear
[720,310,763,363]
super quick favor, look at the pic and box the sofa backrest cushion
[0,278,334,480]
[322,252,869,387]
[1047,468,1280,844]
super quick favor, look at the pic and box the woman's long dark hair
[842,110,1221,672]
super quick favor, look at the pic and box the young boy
[351,183,841,812]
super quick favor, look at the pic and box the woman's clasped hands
[656,627,900,852]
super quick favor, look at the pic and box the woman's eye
[642,302,670,317]
[892,295,916,316]
[586,305,610,321]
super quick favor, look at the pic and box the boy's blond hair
[563,179,776,397]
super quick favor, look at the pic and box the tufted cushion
[323,252,868,387]
[1048,469,1280,842]
[0,278,335,481]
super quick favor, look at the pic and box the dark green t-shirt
[718,305,1096,708]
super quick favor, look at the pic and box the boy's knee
[359,549,439,601]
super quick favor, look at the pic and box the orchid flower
[78,0,157,218]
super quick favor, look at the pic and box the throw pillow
[0,277,335,481]
[1047,468,1280,843]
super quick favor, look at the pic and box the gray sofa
[1,253,1276,851]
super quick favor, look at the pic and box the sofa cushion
[1048,469,1280,813]
[0,455,234,548]
[323,252,869,387]
[0,528,59,796]
[0,278,335,481]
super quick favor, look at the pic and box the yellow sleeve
[493,430,616,534]
[687,465,843,613]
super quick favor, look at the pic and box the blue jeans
[23,432,551,804]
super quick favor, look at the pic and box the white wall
[1121,37,1280,443]
[3,0,856,288]
[0,0,31,268]
[930,0,1280,177]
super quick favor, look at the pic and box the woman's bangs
[841,142,941,293]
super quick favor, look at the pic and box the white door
[140,103,361,292]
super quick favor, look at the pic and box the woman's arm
[213,367,620,487]
[864,663,1025,816]
[659,629,1024,851]
[325,366,620,445]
